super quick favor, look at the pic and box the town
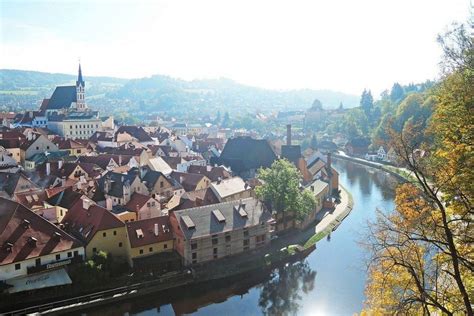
[0,65,359,310]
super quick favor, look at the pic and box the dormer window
[22,219,31,229]
[28,236,37,247]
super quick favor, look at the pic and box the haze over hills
[0,69,360,115]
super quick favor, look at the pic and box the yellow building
[61,198,127,259]
[125,216,174,268]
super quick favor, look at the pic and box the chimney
[206,165,212,172]
[58,160,63,169]
[154,223,159,236]
[46,162,51,176]
[82,198,92,210]
[119,154,122,166]
[27,131,33,141]
[179,176,184,184]
[327,152,332,172]
[286,124,292,146]
[106,197,112,210]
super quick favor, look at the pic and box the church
[43,64,103,139]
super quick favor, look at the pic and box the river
[80,159,400,316]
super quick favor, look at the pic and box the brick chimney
[286,124,292,146]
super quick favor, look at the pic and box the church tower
[76,63,86,111]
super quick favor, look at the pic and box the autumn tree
[362,24,473,315]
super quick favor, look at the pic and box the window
[149,247,153,252]
[56,254,61,260]
[93,248,97,253]
[243,229,249,237]
[225,234,231,243]
[212,234,218,245]
[243,239,249,246]
[119,242,123,247]
[160,181,164,188]
[77,149,81,154]
[103,232,107,237]
[192,252,197,259]
[164,243,168,249]
[46,146,50,150]
[15,263,21,270]
[191,242,197,250]
[113,230,117,236]
[73,250,79,257]
[36,146,39,150]
[213,248,218,259]
[147,202,151,207]
[35,258,41,267]
[139,249,144,254]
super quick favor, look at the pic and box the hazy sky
[0,0,471,95]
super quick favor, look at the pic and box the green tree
[390,82,404,102]
[360,89,374,116]
[255,159,316,221]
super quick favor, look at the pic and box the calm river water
[81,160,399,316]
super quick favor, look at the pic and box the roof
[46,188,83,210]
[126,216,173,248]
[55,138,85,150]
[46,86,77,110]
[97,171,137,198]
[0,173,40,197]
[308,179,329,196]
[77,154,121,170]
[115,126,153,143]
[173,188,219,211]
[62,200,124,243]
[216,137,277,173]
[170,171,208,192]
[125,193,155,211]
[147,157,173,175]
[281,145,302,165]
[187,165,231,182]
[210,176,249,199]
[0,198,83,266]
[172,197,272,240]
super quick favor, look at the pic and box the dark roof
[46,188,83,210]
[125,193,154,211]
[174,188,219,211]
[172,198,272,240]
[215,137,277,173]
[46,86,77,110]
[126,216,173,248]
[115,126,153,143]
[0,198,83,265]
[281,145,302,165]
[97,171,137,198]
[0,173,40,197]
[187,165,231,182]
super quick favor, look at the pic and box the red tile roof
[0,198,83,266]
[61,200,124,243]
[125,193,154,212]
[126,216,173,248]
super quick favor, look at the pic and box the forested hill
[0,69,359,114]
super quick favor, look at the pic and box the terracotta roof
[125,193,154,212]
[170,171,209,192]
[62,200,124,243]
[0,198,83,266]
[55,138,86,150]
[15,191,48,209]
[126,216,173,248]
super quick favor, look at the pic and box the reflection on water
[258,261,316,316]
[79,159,399,316]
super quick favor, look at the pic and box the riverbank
[333,153,413,183]
[2,185,353,315]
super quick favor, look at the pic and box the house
[170,198,273,266]
[124,216,174,268]
[44,188,83,223]
[20,133,59,165]
[115,126,155,146]
[170,171,211,192]
[0,138,22,164]
[0,172,42,200]
[13,111,48,128]
[0,198,84,293]
[166,188,219,213]
[125,192,162,220]
[210,177,252,202]
[187,165,232,182]
[386,147,398,163]
[0,112,16,127]
[377,146,386,160]
[54,138,87,156]
[344,138,370,157]
[147,156,173,175]
[213,136,277,178]
[61,198,127,258]
[0,146,20,173]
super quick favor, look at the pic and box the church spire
[76,63,85,87]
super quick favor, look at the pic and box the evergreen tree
[360,89,374,116]
[390,83,404,102]
[338,102,344,110]
[310,134,318,149]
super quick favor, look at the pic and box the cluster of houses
[0,65,339,295]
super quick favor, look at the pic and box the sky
[0,0,471,95]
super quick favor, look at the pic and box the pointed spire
[76,62,85,87]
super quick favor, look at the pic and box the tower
[76,63,86,111]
